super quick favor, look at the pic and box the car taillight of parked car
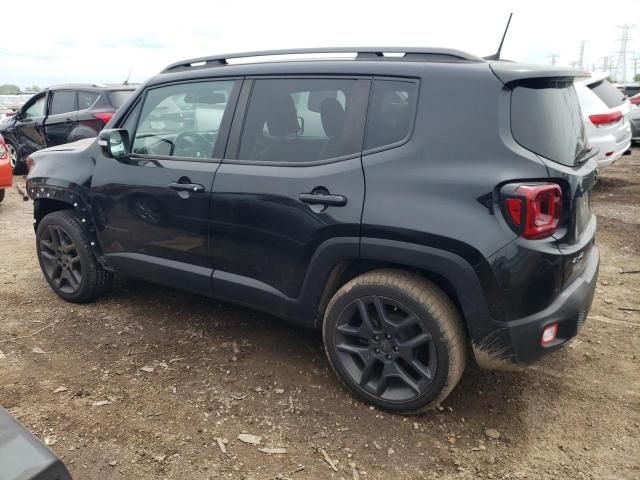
[93,112,114,125]
[589,111,623,127]
[630,96,640,108]
[501,183,562,240]
[26,156,34,171]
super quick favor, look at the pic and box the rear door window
[589,80,625,108]
[49,91,77,115]
[238,78,368,162]
[365,79,418,151]
[511,81,588,166]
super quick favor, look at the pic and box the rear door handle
[168,182,205,193]
[299,192,347,207]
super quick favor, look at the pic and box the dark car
[25,48,599,413]
[0,84,135,174]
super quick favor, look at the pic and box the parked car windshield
[511,81,588,167]
[589,79,625,108]
[107,90,134,108]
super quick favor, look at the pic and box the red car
[0,134,13,202]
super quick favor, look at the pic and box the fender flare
[27,178,108,267]
[358,237,494,339]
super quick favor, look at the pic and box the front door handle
[299,192,347,207]
[168,182,205,193]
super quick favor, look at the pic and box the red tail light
[630,96,640,106]
[589,111,622,127]
[93,112,114,125]
[502,184,562,240]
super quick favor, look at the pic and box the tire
[6,141,26,175]
[0,189,4,203]
[36,210,112,303]
[323,269,467,413]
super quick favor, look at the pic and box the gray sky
[2,0,639,88]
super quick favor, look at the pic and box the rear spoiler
[489,62,590,86]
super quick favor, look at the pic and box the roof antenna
[484,13,513,60]
[123,69,132,85]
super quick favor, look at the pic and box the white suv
[575,73,632,168]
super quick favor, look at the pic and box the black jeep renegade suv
[26,48,599,413]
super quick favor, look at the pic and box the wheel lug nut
[374,335,380,341]
[375,348,380,353]
[386,334,392,339]
[393,346,399,352]
[385,354,391,360]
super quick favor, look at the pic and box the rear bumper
[473,244,599,368]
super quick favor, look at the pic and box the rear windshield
[107,90,133,108]
[511,81,588,167]
[589,80,625,108]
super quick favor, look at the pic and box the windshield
[511,81,588,167]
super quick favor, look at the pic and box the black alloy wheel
[334,296,436,402]
[39,224,83,294]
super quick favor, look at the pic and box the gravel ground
[0,151,639,480]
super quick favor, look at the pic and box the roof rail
[161,47,482,73]
[46,83,107,89]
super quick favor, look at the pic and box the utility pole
[601,56,611,73]
[633,57,639,81]
[548,53,560,66]
[614,24,634,82]
[577,40,587,70]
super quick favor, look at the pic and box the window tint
[132,80,235,159]
[78,91,100,110]
[23,95,46,119]
[365,80,417,150]
[511,82,587,167]
[49,91,76,115]
[588,80,625,108]
[238,78,363,162]
[107,90,133,108]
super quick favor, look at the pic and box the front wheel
[36,210,112,303]
[323,269,467,413]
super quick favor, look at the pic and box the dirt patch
[1,152,639,480]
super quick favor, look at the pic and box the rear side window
[49,91,76,115]
[589,80,625,108]
[238,78,367,163]
[107,90,134,108]
[78,91,100,109]
[511,82,588,166]
[365,80,417,150]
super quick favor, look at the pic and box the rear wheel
[0,189,4,203]
[36,210,112,303]
[323,269,467,413]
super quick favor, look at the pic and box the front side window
[365,80,418,151]
[23,95,46,119]
[132,80,236,159]
[238,78,365,162]
[49,91,76,115]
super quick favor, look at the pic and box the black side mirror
[98,129,130,158]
